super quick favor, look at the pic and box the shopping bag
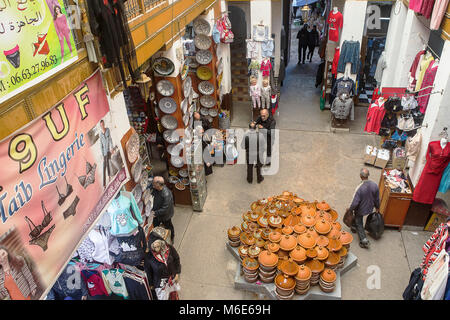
[343,208,355,228]
[364,211,385,239]
[421,249,449,300]
[155,277,181,300]
[319,90,325,111]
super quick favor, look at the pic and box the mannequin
[108,191,143,237]
[249,76,261,109]
[261,78,271,110]
[441,137,447,150]
[327,7,343,43]
[331,92,353,125]
[333,7,338,13]
[374,51,387,86]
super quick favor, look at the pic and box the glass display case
[187,139,207,211]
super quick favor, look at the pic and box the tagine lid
[327,236,343,252]
[301,214,315,227]
[316,201,331,211]
[305,259,325,273]
[331,221,342,231]
[283,215,300,227]
[337,246,348,257]
[317,235,330,247]
[306,248,318,259]
[269,231,282,243]
[268,242,280,253]
[297,233,317,249]
[257,215,269,228]
[327,227,341,239]
[279,235,297,251]
[293,224,307,234]
[280,258,299,276]
[274,274,296,290]
[242,257,259,271]
[258,250,279,267]
[282,226,293,235]
[339,230,354,245]
[321,268,337,282]
[314,218,332,234]
[228,226,241,237]
[315,245,329,260]
[289,245,306,261]
[240,232,256,246]
[325,252,340,266]
[329,209,339,221]
[295,264,312,281]
[255,238,266,248]
[238,245,248,256]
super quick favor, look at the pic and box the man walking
[255,108,276,166]
[99,120,113,188]
[307,25,319,63]
[241,122,266,184]
[296,24,309,64]
[151,176,175,243]
[347,168,380,249]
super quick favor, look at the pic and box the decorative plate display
[193,18,211,35]
[156,80,174,97]
[200,107,209,116]
[167,143,183,156]
[126,133,140,164]
[200,95,216,108]
[183,113,190,126]
[196,66,212,80]
[131,158,143,183]
[171,156,184,168]
[161,115,178,130]
[163,130,180,144]
[137,201,144,214]
[179,169,188,178]
[194,34,212,50]
[140,170,148,190]
[195,50,213,65]
[175,182,186,191]
[181,178,190,186]
[145,202,152,217]
[198,81,214,95]
[183,76,192,98]
[152,57,175,76]
[132,184,143,202]
[180,63,189,80]
[168,176,180,184]
[187,57,199,69]
[181,98,188,114]
[209,109,218,117]
[143,189,152,205]
[159,97,177,114]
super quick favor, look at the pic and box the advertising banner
[0,71,128,300]
[0,0,78,104]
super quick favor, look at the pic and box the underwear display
[57,176,73,206]
[25,201,55,251]
[78,161,97,189]
[4,45,20,68]
[63,196,80,220]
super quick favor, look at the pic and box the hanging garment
[261,39,274,58]
[325,40,338,62]
[331,48,340,76]
[413,141,450,204]
[81,269,109,296]
[331,95,353,120]
[336,41,360,74]
[438,163,450,193]
[315,61,325,88]
[402,95,419,111]
[260,59,272,77]
[111,227,146,266]
[374,53,387,84]
[87,227,118,264]
[331,77,355,97]
[430,0,450,30]
[371,87,382,104]
[384,97,402,113]
[406,129,422,162]
[419,0,437,19]
[420,223,449,279]
[123,276,150,300]
[380,112,398,129]
[409,0,424,11]
[408,50,426,91]
[364,98,386,134]
[108,194,143,237]
[327,11,343,42]
[415,53,434,91]
[417,61,438,113]
[102,269,129,299]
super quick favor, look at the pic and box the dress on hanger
[415,54,434,91]
[413,141,450,204]
[408,50,426,91]
[417,60,438,113]
[364,98,386,134]
[430,0,450,30]
[406,129,422,162]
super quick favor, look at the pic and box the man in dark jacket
[347,168,380,249]
[255,108,276,166]
[307,25,319,62]
[241,122,266,184]
[296,24,309,64]
[151,176,175,242]
[193,111,211,133]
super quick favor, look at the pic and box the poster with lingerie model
[0,71,128,300]
[0,0,78,104]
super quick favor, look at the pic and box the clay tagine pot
[317,235,330,247]
[269,230,282,243]
[327,227,341,239]
[293,223,307,235]
[306,248,318,259]
[329,209,339,221]
[305,258,325,273]
[240,232,256,246]
[268,242,280,253]
[321,268,336,283]
[289,245,307,264]
[295,264,312,282]
[278,249,290,259]
[325,252,340,268]
[337,246,348,258]
[248,210,261,222]
[282,226,294,236]
[261,227,271,240]
[306,227,319,240]
[242,211,251,222]
[253,229,263,240]
[228,226,241,238]
[258,250,279,268]
[241,221,249,232]
[257,215,269,228]
[301,214,315,228]
[248,222,259,233]
[279,235,297,251]
[315,210,332,222]
[280,258,299,276]
[274,274,296,291]
[316,201,331,211]
[283,215,301,226]
[238,245,249,259]
[255,238,266,248]
[314,218,332,235]
[268,214,283,228]
[315,245,329,261]
[331,221,342,231]
[339,231,354,246]
[242,257,259,271]
[247,245,262,259]
[293,197,304,205]
[300,204,316,217]
[297,233,317,249]
[327,236,343,252]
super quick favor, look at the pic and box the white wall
[250,0,272,35]
[272,0,282,77]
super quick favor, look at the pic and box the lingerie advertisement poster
[0,0,78,104]
[0,71,128,300]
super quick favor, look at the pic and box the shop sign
[0,0,78,104]
[0,71,128,300]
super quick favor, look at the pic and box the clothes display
[260,59,272,77]
[413,141,450,204]
[249,84,261,109]
[406,129,422,162]
[112,226,146,266]
[102,269,129,299]
[438,163,450,193]
[261,39,274,58]
[327,11,343,42]
[402,95,419,111]
[420,223,449,278]
[415,53,434,91]
[408,50,426,91]
[331,94,354,120]
[364,97,386,134]
[430,0,450,30]
[418,60,438,113]
[107,193,143,237]
[337,41,360,74]
[331,77,355,98]
[374,52,387,84]
[246,40,259,59]
[81,269,109,296]
[47,263,89,300]
[331,48,340,76]
[261,84,271,110]
[384,97,402,113]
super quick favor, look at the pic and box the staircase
[230,39,250,104]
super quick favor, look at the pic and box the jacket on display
[47,264,89,300]
[364,98,386,134]
[336,41,360,74]
[402,95,419,111]
[112,226,147,266]
[331,77,355,98]
[108,193,143,237]
[415,53,434,91]
[77,227,120,264]
[81,269,109,296]
[331,95,354,120]
[102,269,129,299]
[152,186,174,221]
[384,97,402,112]
[408,50,426,90]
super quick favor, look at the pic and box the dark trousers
[266,136,272,159]
[153,216,175,242]
[307,45,315,61]
[103,152,111,187]
[247,162,262,183]
[298,45,307,63]
[352,213,367,241]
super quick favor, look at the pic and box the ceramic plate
[171,156,184,168]
[169,176,180,184]
[196,66,212,80]
[126,133,140,164]
[187,57,199,69]
[209,108,218,117]
[145,202,152,216]
[200,95,216,108]
[159,97,177,114]
[181,99,188,114]
[152,57,175,76]
[131,158,143,183]
[181,178,190,186]
[140,170,148,190]
[200,107,209,116]
[194,34,212,50]
[198,81,214,95]
[132,184,143,202]
[167,143,183,156]
[137,201,144,214]
[169,169,178,176]
[161,115,178,130]
[163,130,180,144]
[196,50,213,65]
[183,76,192,98]
[143,189,152,204]
[175,182,186,191]
[156,80,175,97]
[179,169,188,178]
[194,18,211,35]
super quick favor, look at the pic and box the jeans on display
[352,213,367,241]
[153,216,175,242]
[336,41,360,74]
[103,151,111,187]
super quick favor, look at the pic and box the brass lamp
[135,72,152,102]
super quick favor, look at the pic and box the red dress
[418,61,438,113]
[331,48,340,76]
[413,141,450,204]
[364,98,385,134]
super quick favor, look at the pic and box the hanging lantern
[135,72,152,102]
[301,5,311,11]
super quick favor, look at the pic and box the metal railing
[124,0,165,21]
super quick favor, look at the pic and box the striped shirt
[0,256,37,300]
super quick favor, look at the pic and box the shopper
[307,25,320,62]
[151,176,175,243]
[144,238,181,300]
[296,24,309,64]
[255,108,276,166]
[347,168,380,249]
[193,111,211,133]
[99,119,113,188]
[241,122,266,184]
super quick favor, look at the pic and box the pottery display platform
[226,243,358,300]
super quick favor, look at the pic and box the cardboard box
[374,149,390,168]
[364,145,377,165]
[392,147,407,170]
[424,212,450,231]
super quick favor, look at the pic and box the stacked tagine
[227,192,354,299]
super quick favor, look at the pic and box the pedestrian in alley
[241,122,266,184]
[255,108,276,166]
[296,24,309,64]
[307,25,320,63]
[347,168,380,249]
[151,176,175,243]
